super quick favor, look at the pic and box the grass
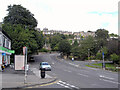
[86,65,99,68]
[92,63,116,69]
[86,63,118,72]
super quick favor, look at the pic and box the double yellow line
[26,79,60,89]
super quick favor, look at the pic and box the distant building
[35,27,41,32]
[0,28,15,71]
[42,28,73,35]
[73,31,95,40]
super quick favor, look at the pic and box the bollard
[41,68,45,78]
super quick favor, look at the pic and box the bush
[90,56,95,60]
[69,56,73,60]
[110,53,120,64]
[39,48,49,52]
[96,52,102,60]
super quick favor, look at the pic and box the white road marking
[57,82,70,88]
[99,75,115,80]
[63,69,72,73]
[78,73,89,77]
[69,63,79,68]
[30,68,52,78]
[57,81,79,89]
[100,79,120,84]
[80,70,89,72]
[52,62,54,64]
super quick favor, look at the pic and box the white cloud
[0,0,119,34]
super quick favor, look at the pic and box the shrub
[96,52,102,60]
[110,53,120,64]
[39,48,49,52]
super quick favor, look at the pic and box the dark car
[29,56,35,62]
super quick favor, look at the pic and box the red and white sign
[23,47,26,55]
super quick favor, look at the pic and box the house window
[3,36,5,47]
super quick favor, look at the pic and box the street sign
[23,47,26,55]
[2,53,6,56]
[102,52,104,56]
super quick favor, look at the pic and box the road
[29,53,119,89]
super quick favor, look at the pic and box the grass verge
[86,63,118,72]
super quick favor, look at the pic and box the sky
[0,0,119,34]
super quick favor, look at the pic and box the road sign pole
[24,47,27,84]
[102,52,105,70]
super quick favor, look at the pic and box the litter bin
[41,68,45,78]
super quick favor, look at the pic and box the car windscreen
[42,63,49,65]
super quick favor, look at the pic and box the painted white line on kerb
[99,75,115,80]
[78,73,89,77]
[100,79,120,84]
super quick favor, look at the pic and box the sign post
[102,52,105,70]
[23,47,27,84]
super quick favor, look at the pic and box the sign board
[102,52,104,56]
[15,55,25,70]
[23,47,26,55]
[2,53,6,56]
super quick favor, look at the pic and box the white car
[39,62,51,71]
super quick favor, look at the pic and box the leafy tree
[96,52,102,60]
[107,39,119,55]
[71,46,80,57]
[70,36,97,60]
[73,39,79,46]
[101,46,108,59]
[2,24,38,54]
[50,35,62,50]
[80,36,98,55]
[95,29,109,47]
[110,53,119,64]
[32,30,44,50]
[59,40,71,56]
[109,33,118,37]
[3,4,37,28]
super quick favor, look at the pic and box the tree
[50,35,62,50]
[3,4,37,28]
[71,46,80,57]
[110,53,119,64]
[73,39,79,46]
[32,30,44,50]
[95,29,109,47]
[59,40,71,56]
[107,39,119,55]
[2,24,38,55]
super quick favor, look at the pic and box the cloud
[0,0,119,34]
[88,11,118,16]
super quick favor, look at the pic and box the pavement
[0,65,57,89]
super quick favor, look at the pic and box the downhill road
[29,53,119,89]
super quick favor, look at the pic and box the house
[0,28,15,71]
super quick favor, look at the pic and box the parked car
[39,62,51,71]
[29,56,35,62]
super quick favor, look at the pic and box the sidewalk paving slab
[1,66,57,89]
